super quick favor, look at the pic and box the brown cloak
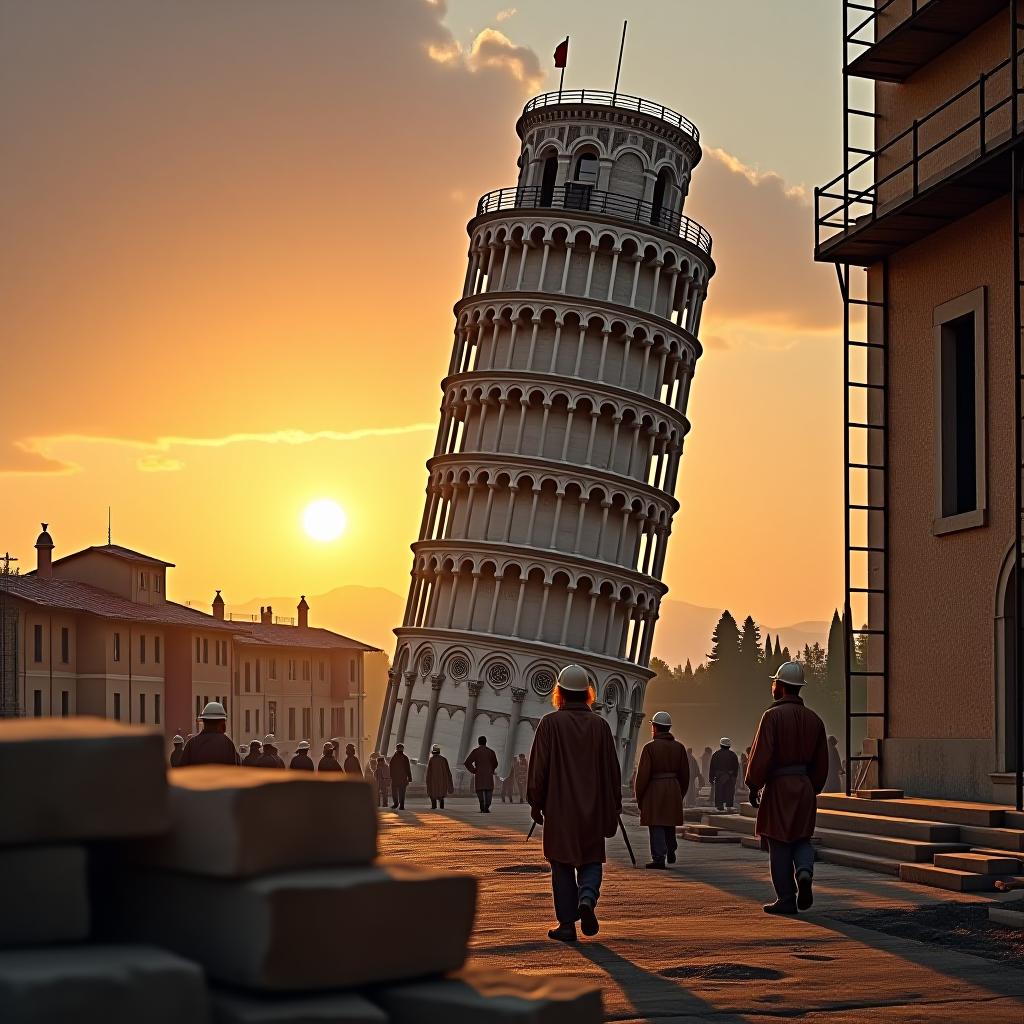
[464,745,498,791]
[390,751,412,787]
[177,731,240,767]
[634,732,689,827]
[425,754,454,799]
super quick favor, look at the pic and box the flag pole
[559,63,565,100]
[612,20,627,103]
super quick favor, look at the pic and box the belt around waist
[770,765,808,779]
[652,772,680,780]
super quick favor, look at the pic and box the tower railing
[476,185,713,256]
[523,90,699,142]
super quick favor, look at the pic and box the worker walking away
[241,740,262,766]
[709,737,740,811]
[289,740,315,771]
[464,735,499,812]
[514,753,528,803]
[500,772,515,803]
[425,743,454,809]
[528,664,621,944]
[169,735,185,767]
[375,755,391,807]
[318,742,342,772]
[255,735,285,769]
[634,711,689,869]
[745,661,829,915]
[700,746,713,785]
[342,743,362,776]
[824,735,844,792]
[365,753,378,786]
[177,703,240,766]
[684,747,703,808]
[390,743,412,810]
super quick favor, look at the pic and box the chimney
[35,523,54,579]
[298,595,309,629]
[261,605,272,626]
[212,590,225,620]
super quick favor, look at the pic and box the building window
[288,659,296,681]
[196,695,201,719]
[288,707,296,741]
[319,661,324,682]
[244,663,251,692]
[140,572,148,590]
[319,707,325,738]
[934,288,986,534]
[350,659,356,682]
[33,624,42,663]
[60,627,69,664]
[114,632,121,662]
[114,692,122,721]
[155,693,161,724]
[255,660,261,692]
[270,659,277,680]
[245,709,251,734]
[61,691,69,717]
[302,707,312,739]
[302,660,310,682]
[139,693,146,723]
[268,701,277,735]
[255,709,260,735]
[221,696,228,715]
[349,708,355,737]
[195,637,201,663]
[154,575,162,593]
[574,151,598,185]
[155,636,161,664]
[33,690,42,717]
[202,638,209,664]
[139,635,146,665]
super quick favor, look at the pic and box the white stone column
[417,673,446,774]
[394,671,417,748]
[377,669,399,754]
[456,679,484,771]
[624,711,645,781]
[501,687,527,777]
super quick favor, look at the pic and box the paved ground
[378,798,1024,1023]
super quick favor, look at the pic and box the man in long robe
[528,665,621,944]
[425,744,454,809]
[177,703,239,766]
[389,744,412,810]
[241,740,262,766]
[634,711,689,869]
[342,743,362,776]
[745,662,829,915]
[824,735,844,792]
[255,736,285,769]
[709,737,740,810]
[514,753,529,804]
[169,735,185,767]
[374,755,391,807]
[464,736,499,812]
[318,742,342,772]
[683,747,703,807]
[289,740,315,771]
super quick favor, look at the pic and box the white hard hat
[770,661,806,687]
[720,737,732,747]
[297,740,310,751]
[322,742,334,753]
[199,701,227,721]
[431,744,441,753]
[556,664,591,692]
[172,734,184,744]
[651,711,672,727]
[263,734,276,745]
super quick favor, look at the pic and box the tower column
[377,669,399,753]
[624,711,646,781]
[456,679,485,770]
[501,687,527,777]
[394,671,416,748]
[417,673,446,774]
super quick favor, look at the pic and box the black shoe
[667,851,677,864]
[796,870,814,911]
[645,861,667,869]
[763,900,798,915]
[578,901,599,937]
[548,924,577,943]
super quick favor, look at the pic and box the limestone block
[129,767,377,876]
[0,845,88,947]
[211,990,386,1024]
[0,944,208,1024]
[101,862,477,990]
[370,966,603,1024]
[0,718,167,845]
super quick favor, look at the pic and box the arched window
[651,167,674,228]
[574,152,599,185]
[539,151,558,207]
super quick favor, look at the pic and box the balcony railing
[476,184,713,257]
[816,48,1023,253]
[523,90,700,144]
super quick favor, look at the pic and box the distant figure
[709,737,740,811]
[289,740,315,771]
[500,771,516,803]
[684,747,703,808]
[425,743,454,809]
[374,755,391,807]
[634,711,689,869]
[318,742,342,772]
[365,754,377,785]
[745,662,829,916]
[241,740,262,766]
[514,753,529,804]
[825,735,844,792]
[464,735,499,813]
[169,734,185,768]
[342,743,362,776]
[390,743,412,809]
[528,665,621,944]
[700,746,713,783]
[255,735,285,769]
[177,703,240,766]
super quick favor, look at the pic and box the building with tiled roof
[0,526,378,760]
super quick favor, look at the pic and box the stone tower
[377,89,714,784]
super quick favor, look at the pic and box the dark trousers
[392,783,407,809]
[767,837,815,903]
[649,825,677,864]
[714,775,737,809]
[550,861,602,926]
[429,797,446,809]
[377,785,389,807]
[477,788,493,811]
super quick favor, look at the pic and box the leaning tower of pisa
[377,88,714,785]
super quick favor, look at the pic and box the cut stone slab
[934,852,1021,874]
[989,903,1024,928]
[899,863,1000,892]
[854,788,904,799]
[814,847,898,876]
[0,944,208,1024]
[99,861,476,991]
[0,718,167,845]
[370,966,603,1024]
[681,823,719,836]
[0,845,88,948]
[124,767,377,876]
[211,989,386,1024]
[681,832,741,844]
[740,835,765,851]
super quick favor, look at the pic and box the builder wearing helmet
[289,740,315,771]
[177,702,240,766]
[634,711,689,869]
[709,737,740,811]
[745,661,830,915]
[527,664,622,943]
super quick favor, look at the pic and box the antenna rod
[612,20,627,102]
[107,506,111,545]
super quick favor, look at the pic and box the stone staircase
[702,791,1024,892]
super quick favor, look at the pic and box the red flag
[553,37,568,69]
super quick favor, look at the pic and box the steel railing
[523,90,699,143]
[845,0,929,59]
[475,184,713,256]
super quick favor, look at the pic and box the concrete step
[681,832,741,844]
[817,794,1003,827]
[989,903,1024,928]
[703,813,756,836]
[815,809,959,843]
[934,852,1021,874]
[681,824,719,837]
[1004,810,1024,830]
[814,846,901,876]
[959,825,1024,852]
[813,827,967,863]
[899,863,1005,892]
[740,803,757,818]
[740,835,765,852]
[854,788,904,800]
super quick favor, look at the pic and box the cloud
[137,455,185,472]
[685,148,839,334]
[429,27,543,91]
[496,8,517,21]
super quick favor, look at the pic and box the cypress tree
[739,615,763,666]
[707,610,740,667]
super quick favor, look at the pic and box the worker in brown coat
[745,661,830,915]
[342,742,362,776]
[318,742,342,772]
[513,752,529,804]
[425,743,454,809]
[464,736,499,812]
[169,734,185,767]
[177,703,240,766]
[389,743,412,810]
[241,739,263,766]
[528,664,621,944]
[633,711,689,869]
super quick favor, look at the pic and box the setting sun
[302,498,347,542]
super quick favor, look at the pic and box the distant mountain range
[225,586,829,667]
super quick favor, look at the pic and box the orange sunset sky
[1,1,847,644]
